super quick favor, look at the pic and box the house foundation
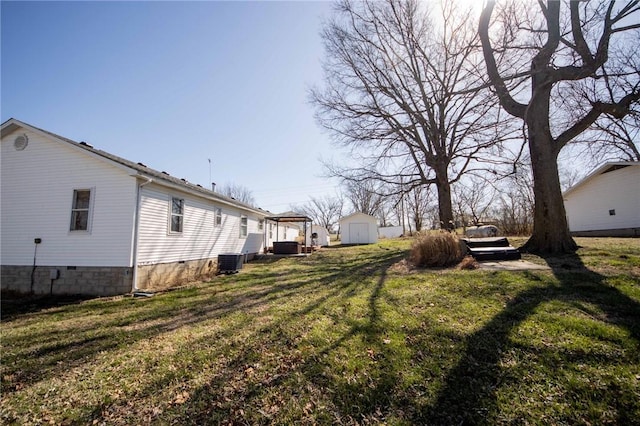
[1,265,133,296]
[136,257,219,292]
[1,255,258,296]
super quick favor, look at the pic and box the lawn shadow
[283,251,409,421]
[1,293,96,321]
[1,244,410,424]
[420,251,640,425]
[90,247,409,425]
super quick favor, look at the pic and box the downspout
[131,176,153,293]
[263,219,267,254]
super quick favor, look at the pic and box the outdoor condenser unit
[217,253,244,274]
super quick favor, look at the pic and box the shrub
[410,231,465,267]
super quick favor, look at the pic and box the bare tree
[492,166,535,236]
[453,176,496,229]
[219,182,256,207]
[313,0,514,229]
[479,0,640,253]
[405,185,436,233]
[572,111,640,163]
[376,196,398,227]
[342,179,385,217]
[292,195,344,232]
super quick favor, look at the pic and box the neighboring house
[339,212,379,244]
[563,161,640,237]
[264,219,302,249]
[1,118,268,296]
[281,223,302,242]
[379,226,403,239]
[305,225,331,247]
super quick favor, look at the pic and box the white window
[70,189,92,231]
[170,197,184,233]
[258,219,264,231]
[240,215,248,237]
[215,207,222,227]
[269,223,273,239]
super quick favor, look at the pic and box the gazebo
[265,211,313,254]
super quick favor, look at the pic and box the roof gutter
[131,175,153,293]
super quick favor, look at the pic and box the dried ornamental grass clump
[410,231,464,267]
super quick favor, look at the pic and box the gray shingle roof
[2,118,266,215]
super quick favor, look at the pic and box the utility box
[217,253,244,274]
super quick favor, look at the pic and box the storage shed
[305,225,331,247]
[339,212,378,244]
[564,162,640,237]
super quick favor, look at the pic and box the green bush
[410,231,465,267]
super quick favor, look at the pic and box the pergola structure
[264,211,313,254]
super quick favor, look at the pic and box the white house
[339,212,379,244]
[1,118,269,296]
[563,162,640,237]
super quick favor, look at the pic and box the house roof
[563,161,640,198]
[1,118,267,216]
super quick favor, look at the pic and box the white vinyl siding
[1,129,137,267]
[137,184,265,264]
[565,165,640,232]
[1,123,267,272]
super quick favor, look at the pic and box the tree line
[309,0,639,254]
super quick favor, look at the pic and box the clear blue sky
[1,0,339,212]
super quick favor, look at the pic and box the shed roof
[339,212,378,223]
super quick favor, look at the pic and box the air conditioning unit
[218,253,244,274]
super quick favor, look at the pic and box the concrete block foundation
[136,257,219,292]
[1,265,133,296]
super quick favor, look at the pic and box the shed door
[349,223,369,244]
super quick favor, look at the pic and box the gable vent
[13,134,28,151]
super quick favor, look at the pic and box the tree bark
[517,37,579,253]
[523,128,578,253]
[434,164,454,230]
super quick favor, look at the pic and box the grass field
[2,237,639,425]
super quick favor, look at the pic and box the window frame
[69,188,94,232]
[214,207,222,227]
[240,215,248,238]
[169,197,185,234]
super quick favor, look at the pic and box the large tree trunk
[434,165,454,231]
[521,115,578,254]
